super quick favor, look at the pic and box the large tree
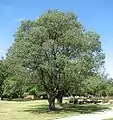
[0,60,8,99]
[6,10,104,111]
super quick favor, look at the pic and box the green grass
[104,118,113,120]
[0,100,109,120]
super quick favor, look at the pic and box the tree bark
[0,88,3,100]
[57,93,63,105]
[48,93,55,111]
[1,95,3,100]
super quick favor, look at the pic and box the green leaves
[0,60,9,96]
[6,10,105,100]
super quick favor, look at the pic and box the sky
[0,0,112,77]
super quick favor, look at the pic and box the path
[56,108,113,120]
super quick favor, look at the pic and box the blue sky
[0,0,113,77]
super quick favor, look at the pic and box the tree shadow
[23,103,109,114]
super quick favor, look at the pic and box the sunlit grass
[104,118,113,120]
[0,100,109,120]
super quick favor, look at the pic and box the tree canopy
[6,10,105,110]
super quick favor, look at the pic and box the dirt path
[56,108,113,120]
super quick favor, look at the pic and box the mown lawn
[105,118,113,120]
[0,100,109,120]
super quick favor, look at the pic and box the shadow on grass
[23,103,109,114]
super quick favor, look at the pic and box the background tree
[0,60,9,100]
[2,76,25,99]
[81,74,109,97]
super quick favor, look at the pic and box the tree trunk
[1,95,3,100]
[0,88,3,100]
[48,93,55,111]
[57,93,63,105]
[57,90,64,105]
[57,96,63,105]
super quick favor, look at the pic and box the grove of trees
[0,10,113,111]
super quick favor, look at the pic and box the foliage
[26,84,45,99]
[84,75,108,96]
[0,60,9,98]
[3,76,25,99]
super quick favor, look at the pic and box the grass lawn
[105,118,113,120]
[0,100,109,120]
